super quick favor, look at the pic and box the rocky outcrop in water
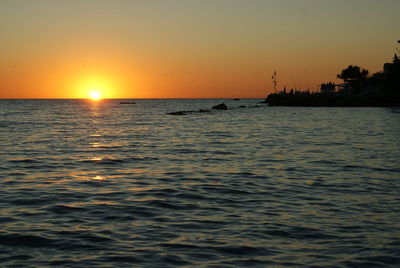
[168,111,189,115]
[212,103,228,110]
[167,101,265,115]
[167,109,210,115]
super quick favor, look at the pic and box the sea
[0,99,399,267]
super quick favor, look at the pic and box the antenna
[271,70,277,93]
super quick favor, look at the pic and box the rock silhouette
[212,103,228,110]
[168,111,188,115]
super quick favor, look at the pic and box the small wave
[147,200,198,210]
[232,171,256,176]
[199,184,251,196]
[204,131,233,138]
[46,205,87,214]
[129,156,160,162]
[0,216,17,223]
[0,254,32,262]
[212,150,235,155]
[7,158,40,163]
[170,148,207,154]
[310,159,342,165]
[98,255,141,264]
[264,226,337,240]
[357,255,400,265]
[76,233,114,244]
[202,157,229,162]
[102,215,137,221]
[210,187,251,195]
[53,230,114,244]
[10,198,50,206]
[0,233,55,248]
[160,242,203,250]
[159,255,191,266]
[213,245,275,256]
[124,206,158,217]
[172,192,206,200]
[218,258,275,267]
[79,157,128,165]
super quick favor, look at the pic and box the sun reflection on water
[92,175,107,181]
[90,156,103,161]
[89,142,101,148]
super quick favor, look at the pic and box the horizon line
[0,97,265,100]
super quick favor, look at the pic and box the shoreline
[263,91,400,107]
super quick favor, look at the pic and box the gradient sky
[1,0,399,98]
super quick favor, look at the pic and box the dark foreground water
[0,99,400,267]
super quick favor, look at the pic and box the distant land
[263,50,400,107]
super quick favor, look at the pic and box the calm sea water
[0,99,400,267]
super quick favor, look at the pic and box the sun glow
[66,67,136,99]
[90,90,101,100]
[76,76,112,100]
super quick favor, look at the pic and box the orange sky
[0,0,399,99]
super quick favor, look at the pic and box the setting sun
[75,75,115,99]
[90,91,101,100]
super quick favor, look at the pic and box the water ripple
[0,100,399,267]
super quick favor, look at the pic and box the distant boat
[120,101,136,104]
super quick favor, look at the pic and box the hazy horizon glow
[1,0,399,98]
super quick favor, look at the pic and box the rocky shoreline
[262,91,400,107]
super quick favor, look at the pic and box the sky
[0,0,399,99]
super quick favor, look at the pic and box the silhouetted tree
[337,65,369,94]
[320,82,336,92]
